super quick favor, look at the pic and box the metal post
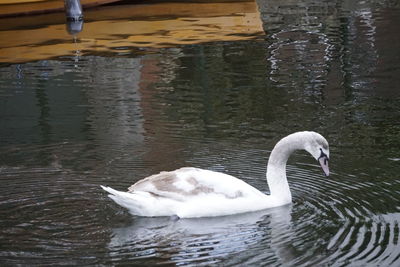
[65,0,84,35]
[64,0,83,21]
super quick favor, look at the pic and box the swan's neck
[266,133,305,203]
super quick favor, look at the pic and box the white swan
[101,131,329,218]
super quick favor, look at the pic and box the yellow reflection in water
[0,0,265,63]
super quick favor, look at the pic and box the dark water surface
[1,0,400,265]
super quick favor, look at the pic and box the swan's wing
[128,167,264,202]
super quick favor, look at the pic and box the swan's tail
[101,185,145,216]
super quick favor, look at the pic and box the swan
[101,131,329,218]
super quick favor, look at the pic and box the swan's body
[101,131,329,218]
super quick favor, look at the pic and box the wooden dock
[0,0,121,17]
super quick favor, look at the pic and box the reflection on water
[0,0,264,63]
[109,207,292,265]
[1,0,400,265]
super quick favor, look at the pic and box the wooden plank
[0,0,121,17]
[0,0,50,4]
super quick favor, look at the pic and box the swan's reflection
[108,205,296,265]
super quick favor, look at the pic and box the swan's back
[129,167,263,201]
[102,167,268,218]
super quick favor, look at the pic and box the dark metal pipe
[64,0,83,21]
[65,0,83,35]
[66,20,84,35]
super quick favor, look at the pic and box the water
[1,0,400,265]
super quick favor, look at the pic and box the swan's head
[303,132,330,176]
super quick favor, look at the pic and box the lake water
[1,0,400,265]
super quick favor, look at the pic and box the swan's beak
[318,156,329,176]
